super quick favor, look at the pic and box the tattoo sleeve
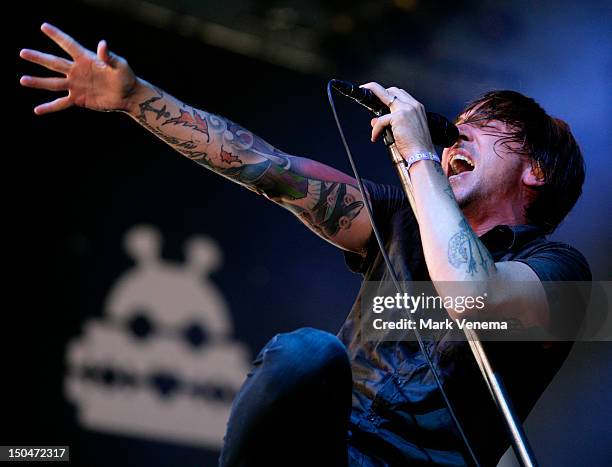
[132,87,365,245]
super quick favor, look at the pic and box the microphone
[330,79,459,147]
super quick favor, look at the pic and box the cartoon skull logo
[65,225,251,448]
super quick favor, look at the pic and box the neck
[462,200,528,237]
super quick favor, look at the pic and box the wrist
[404,151,441,172]
[123,77,150,116]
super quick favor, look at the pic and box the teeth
[451,154,474,167]
[449,153,475,176]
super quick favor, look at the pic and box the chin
[451,186,476,209]
[448,181,465,202]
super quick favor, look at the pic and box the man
[20,23,590,466]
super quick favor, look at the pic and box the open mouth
[448,149,475,177]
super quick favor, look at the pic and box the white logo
[64,225,251,448]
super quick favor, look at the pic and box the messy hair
[459,90,585,232]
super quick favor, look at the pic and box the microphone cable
[326,80,481,467]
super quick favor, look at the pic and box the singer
[20,24,590,467]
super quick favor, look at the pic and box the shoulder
[511,237,591,281]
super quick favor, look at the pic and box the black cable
[326,81,481,467]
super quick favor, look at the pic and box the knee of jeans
[254,327,350,384]
[263,327,350,382]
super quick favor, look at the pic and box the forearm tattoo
[136,90,364,242]
[448,219,493,275]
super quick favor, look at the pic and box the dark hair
[459,90,585,233]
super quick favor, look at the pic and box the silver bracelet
[405,151,441,171]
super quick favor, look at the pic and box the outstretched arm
[124,83,371,251]
[20,23,372,254]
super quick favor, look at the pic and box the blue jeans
[219,327,353,467]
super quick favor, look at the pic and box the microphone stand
[382,127,539,467]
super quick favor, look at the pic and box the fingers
[96,39,121,70]
[20,76,68,91]
[97,40,109,63]
[360,82,421,108]
[360,82,393,105]
[19,49,72,74]
[40,22,85,59]
[370,114,392,142]
[34,96,72,115]
[386,86,419,106]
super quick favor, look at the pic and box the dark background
[9,1,612,466]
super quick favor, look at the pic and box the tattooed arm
[126,83,371,252]
[400,160,549,327]
[19,23,372,254]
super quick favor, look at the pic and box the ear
[522,161,546,187]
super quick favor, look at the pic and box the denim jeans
[219,327,353,467]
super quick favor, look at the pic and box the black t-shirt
[339,180,591,467]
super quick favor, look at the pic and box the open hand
[20,23,139,115]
